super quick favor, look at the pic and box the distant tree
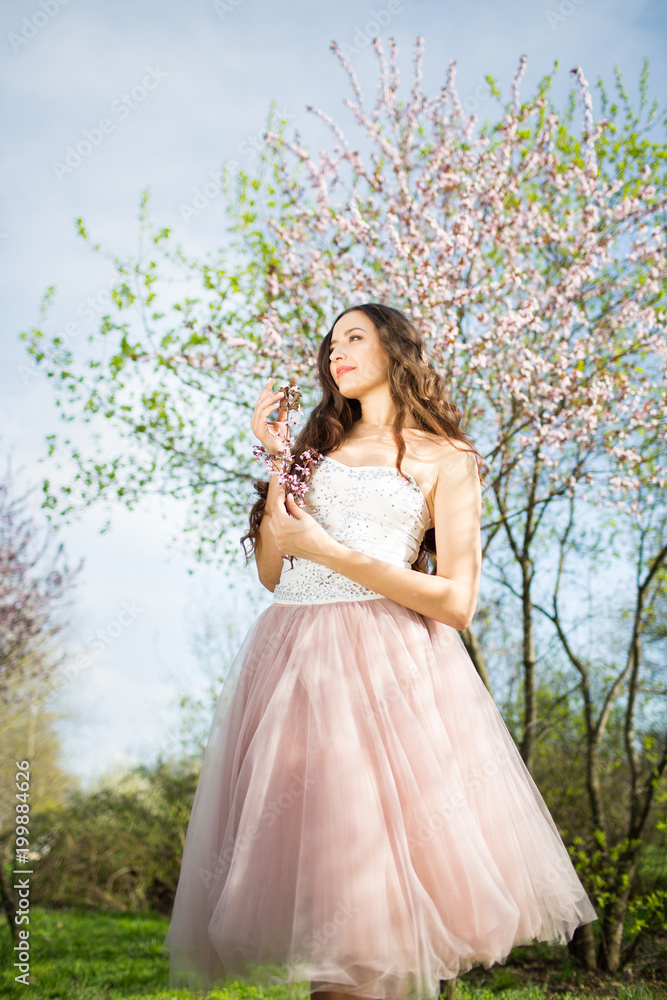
[20,760,198,915]
[0,454,82,941]
[0,454,83,705]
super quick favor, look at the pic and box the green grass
[0,906,663,1000]
[0,906,174,999]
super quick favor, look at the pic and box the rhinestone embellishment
[272,457,430,606]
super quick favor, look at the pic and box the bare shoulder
[429,436,480,478]
[431,439,482,517]
[401,428,460,464]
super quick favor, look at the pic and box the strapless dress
[161,456,597,1000]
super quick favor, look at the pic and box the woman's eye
[329,335,360,356]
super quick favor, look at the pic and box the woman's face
[328,310,389,397]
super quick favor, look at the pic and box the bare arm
[255,459,289,592]
[270,445,482,629]
[249,378,291,592]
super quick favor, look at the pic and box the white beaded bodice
[272,456,432,606]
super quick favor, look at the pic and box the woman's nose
[331,346,346,362]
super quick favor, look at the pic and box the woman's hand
[268,488,340,565]
[251,377,288,455]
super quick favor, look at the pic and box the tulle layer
[161,597,596,1000]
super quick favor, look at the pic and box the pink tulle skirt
[161,597,597,1000]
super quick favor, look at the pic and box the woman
[161,304,597,1000]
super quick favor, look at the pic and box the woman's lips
[336,367,354,377]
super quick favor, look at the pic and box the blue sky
[1,0,666,788]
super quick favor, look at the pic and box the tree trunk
[598,878,634,972]
[0,861,18,944]
[519,560,537,772]
[568,921,596,971]
[460,625,492,695]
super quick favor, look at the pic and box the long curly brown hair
[240,303,484,574]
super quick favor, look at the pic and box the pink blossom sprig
[252,379,323,562]
[252,440,322,503]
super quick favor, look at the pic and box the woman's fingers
[260,393,285,417]
[256,379,272,405]
[256,378,282,407]
[251,378,288,449]
[265,395,285,414]
[272,488,287,525]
